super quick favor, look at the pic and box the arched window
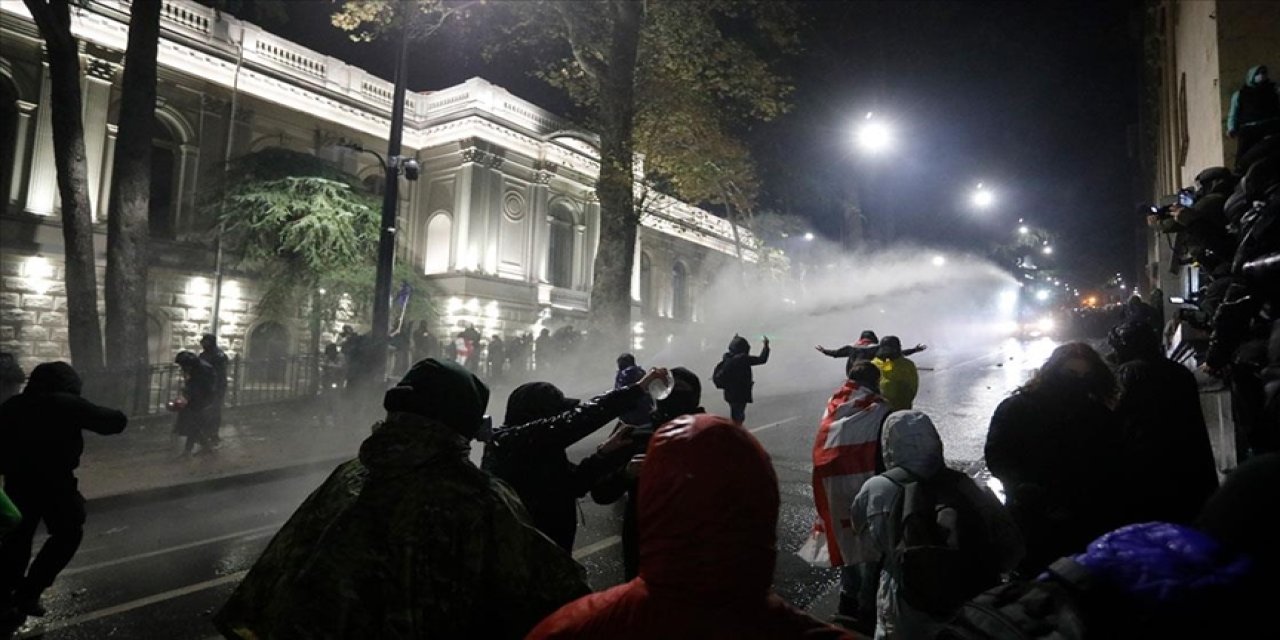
[248,321,290,383]
[672,261,689,321]
[149,116,177,238]
[547,201,576,288]
[424,212,452,274]
[1,75,20,208]
[640,252,653,316]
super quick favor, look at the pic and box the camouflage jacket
[214,412,590,640]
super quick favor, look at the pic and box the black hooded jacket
[718,336,770,404]
[0,362,127,489]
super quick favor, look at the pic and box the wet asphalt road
[8,339,1054,639]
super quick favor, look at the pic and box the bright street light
[1018,225,1029,235]
[1042,245,1054,255]
[971,182,994,209]
[931,255,946,267]
[856,112,892,154]
[803,231,815,241]
[1035,289,1050,301]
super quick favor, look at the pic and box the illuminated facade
[0,0,755,369]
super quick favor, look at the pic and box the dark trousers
[839,562,880,618]
[0,483,86,602]
[729,402,747,423]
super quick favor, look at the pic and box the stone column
[453,147,479,272]
[580,193,600,291]
[81,57,115,221]
[7,100,36,207]
[530,167,551,284]
[481,154,504,275]
[174,143,199,233]
[97,123,118,220]
[24,64,56,215]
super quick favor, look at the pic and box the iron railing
[122,354,321,418]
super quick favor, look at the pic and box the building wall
[0,0,753,370]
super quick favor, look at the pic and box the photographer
[1148,167,1237,279]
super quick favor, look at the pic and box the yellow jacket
[873,356,919,412]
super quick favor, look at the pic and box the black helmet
[1108,322,1160,362]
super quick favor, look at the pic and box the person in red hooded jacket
[526,414,854,640]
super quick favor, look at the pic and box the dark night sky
[241,0,1144,286]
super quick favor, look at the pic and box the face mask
[1257,74,1268,84]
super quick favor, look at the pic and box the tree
[205,148,437,357]
[22,0,103,371]
[104,0,161,380]
[332,0,798,350]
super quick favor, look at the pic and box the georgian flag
[810,380,890,567]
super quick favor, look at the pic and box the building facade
[0,0,754,371]
[1144,0,1280,299]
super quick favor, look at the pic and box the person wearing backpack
[713,334,770,424]
[852,411,1015,639]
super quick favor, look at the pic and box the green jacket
[214,413,590,640]
[0,482,19,536]
[1227,65,1280,133]
[873,356,920,412]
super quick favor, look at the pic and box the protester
[818,331,926,375]
[173,351,218,456]
[984,342,1129,575]
[482,368,667,551]
[808,360,891,632]
[1109,321,1219,523]
[613,353,654,428]
[536,327,554,371]
[214,358,589,639]
[1122,295,1160,333]
[1227,64,1280,169]
[852,411,1015,639]
[713,334,770,424]
[527,415,856,640]
[199,334,229,443]
[487,334,506,380]
[592,366,704,580]
[0,362,126,624]
[872,336,921,412]
[412,320,438,361]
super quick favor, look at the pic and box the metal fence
[122,354,320,418]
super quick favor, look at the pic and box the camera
[1148,204,1173,219]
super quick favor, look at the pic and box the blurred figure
[487,334,506,381]
[412,320,438,361]
[816,329,880,372]
[214,359,588,639]
[810,361,891,632]
[527,416,855,640]
[984,343,1129,575]
[199,334,229,444]
[1123,295,1160,333]
[592,367,704,580]
[319,343,343,427]
[1109,321,1218,523]
[536,327,554,371]
[482,368,667,550]
[172,351,217,456]
[0,362,126,624]
[1227,65,1280,169]
[872,336,921,412]
[459,323,482,372]
[713,334,770,424]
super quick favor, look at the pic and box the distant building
[0,0,754,370]
[1142,0,1280,303]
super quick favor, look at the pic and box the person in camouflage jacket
[214,358,589,640]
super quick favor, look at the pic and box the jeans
[0,482,86,602]
[729,402,747,423]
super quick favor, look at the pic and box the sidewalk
[76,400,368,503]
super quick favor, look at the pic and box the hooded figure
[1227,65,1280,167]
[528,415,854,640]
[872,336,920,412]
[1110,322,1219,523]
[716,335,770,423]
[173,351,217,455]
[852,411,948,639]
[0,362,126,621]
[482,374,656,550]
[214,358,589,640]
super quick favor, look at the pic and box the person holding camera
[1148,167,1237,279]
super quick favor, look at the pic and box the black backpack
[711,359,727,389]
[883,467,1001,616]
[935,559,1091,640]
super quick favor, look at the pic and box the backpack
[935,559,1091,640]
[712,359,727,389]
[884,467,1002,616]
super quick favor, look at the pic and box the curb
[84,454,352,513]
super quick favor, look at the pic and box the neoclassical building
[0,0,755,370]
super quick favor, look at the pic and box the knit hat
[383,358,490,438]
[25,361,82,396]
[504,381,579,426]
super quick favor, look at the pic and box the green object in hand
[0,484,21,536]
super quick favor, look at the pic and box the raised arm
[817,344,855,358]
[749,341,770,365]
[62,394,127,435]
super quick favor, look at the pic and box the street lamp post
[370,26,413,381]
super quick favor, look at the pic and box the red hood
[637,415,779,601]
